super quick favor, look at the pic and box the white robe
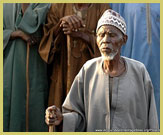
[62,56,159,132]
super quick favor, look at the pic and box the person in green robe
[3,3,50,132]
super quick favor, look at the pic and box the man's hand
[60,22,84,37]
[61,22,72,34]
[60,19,90,43]
[45,105,63,126]
[10,30,39,46]
[60,15,85,30]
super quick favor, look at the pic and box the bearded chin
[101,51,118,61]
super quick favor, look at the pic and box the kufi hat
[96,9,126,35]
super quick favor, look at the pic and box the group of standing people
[3,3,160,132]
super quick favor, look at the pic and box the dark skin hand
[60,3,91,30]
[10,30,39,46]
[10,4,40,46]
[45,105,63,126]
[60,15,85,31]
[60,21,90,44]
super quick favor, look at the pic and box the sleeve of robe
[85,4,110,58]
[39,4,110,63]
[3,3,50,52]
[143,65,159,130]
[39,4,63,63]
[3,29,13,51]
[18,3,50,34]
[62,67,86,132]
[3,4,17,51]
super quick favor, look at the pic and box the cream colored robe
[62,57,159,132]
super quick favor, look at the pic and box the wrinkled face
[96,25,125,60]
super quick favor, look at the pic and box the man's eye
[98,33,105,37]
[109,33,116,37]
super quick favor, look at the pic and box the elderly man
[45,9,159,132]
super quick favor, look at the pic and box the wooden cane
[49,110,56,132]
[66,35,71,93]
[49,125,54,132]
[26,43,30,132]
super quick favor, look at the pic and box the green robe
[3,3,50,132]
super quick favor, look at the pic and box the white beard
[101,50,118,61]
[99,43,118,61]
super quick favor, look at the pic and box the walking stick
[26,43,30,132]
[66,35,71,93]
[49,110,56,132]
[49,125,54,132]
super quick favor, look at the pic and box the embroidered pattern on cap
[96,9,126,34]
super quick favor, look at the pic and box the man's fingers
[62,27,71,32]
[61,16,73,29]
[62,23,69,28]
[45,105,63,126]
[45,118,55,125]
[75,15,85,27]
[45,115,61,126]
[47,105,57,111]
[60,21,67,27]
[73,16,83,28]
[60,15,85,31]
[45,105,58,118]
[70,15,84,29]
[70,16,79,29]
[66,18,73,29]
[46,113,54,118]
[64,31,71,35]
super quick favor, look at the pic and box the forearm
[10,30,22,40]
[80,31,100,57]
[10,30,39,46]
[79,31,90,44]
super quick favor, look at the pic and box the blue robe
[110,3,160,125]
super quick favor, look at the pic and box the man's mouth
[101,44,113,50]
[100,43,113,49]
[101,47,112,53]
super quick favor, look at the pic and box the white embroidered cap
[96,9,126,35]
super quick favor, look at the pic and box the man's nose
[103,34,111,42]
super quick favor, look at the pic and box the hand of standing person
[60,21,90,43]
[60,15,85,30]
[10,30,39,46]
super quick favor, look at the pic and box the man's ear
[122,34,128,45]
